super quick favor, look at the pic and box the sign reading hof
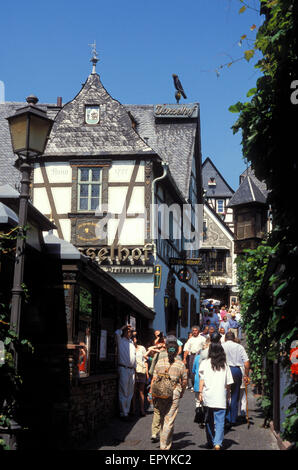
[154,103,198,119]
[85,105,100,124]
[78,243,154,271]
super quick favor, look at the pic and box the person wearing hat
[150,337,187,450]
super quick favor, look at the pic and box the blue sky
[0,0,263,190]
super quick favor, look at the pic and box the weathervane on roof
[89,40,99,74]
[172,74,187,104]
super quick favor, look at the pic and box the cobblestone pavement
[80,384,280,451]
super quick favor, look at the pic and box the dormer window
[208,177,216,186]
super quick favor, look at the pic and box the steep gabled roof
[44,73,155,157]
[228,176,267,207]
[126,104,200,200]
[202,157,234,198]
[240,165,268,198]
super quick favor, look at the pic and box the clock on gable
[77,221,100,242]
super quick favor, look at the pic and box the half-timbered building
[27,59,203,338]
[202,157,235,232]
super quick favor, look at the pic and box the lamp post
[6,95,53,369]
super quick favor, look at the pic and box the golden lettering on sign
[79,243,153,265]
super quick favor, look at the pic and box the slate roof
[240,165,268,198]
[125,104,199,200]
[202,157,235,198]
[44,73,154,157]
[0,72,201,201]
[228,176,267,207]
[0,101,60,189]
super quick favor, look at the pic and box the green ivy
[0,228,33,450]
[230,0,298,448]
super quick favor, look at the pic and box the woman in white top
[198,333,233,450]
[132,334,148,417]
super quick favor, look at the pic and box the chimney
[57,97,62,107]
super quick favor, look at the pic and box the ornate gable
[44,73,154,157]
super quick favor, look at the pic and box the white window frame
[216,199,225,214]
[78,167,102,212]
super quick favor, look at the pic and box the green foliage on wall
[231,0,298,447]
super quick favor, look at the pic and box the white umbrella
[205,298,221,306]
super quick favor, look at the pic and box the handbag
[136,361,146,374]
[151,364,176,399]
[194,402,206,427]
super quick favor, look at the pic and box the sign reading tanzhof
[154,103,198,119]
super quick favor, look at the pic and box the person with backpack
[150,336,187,450]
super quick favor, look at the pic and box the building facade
[199,158,237,306]
[28,64,203,338]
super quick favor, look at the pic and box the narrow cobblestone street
[80,385,279,451]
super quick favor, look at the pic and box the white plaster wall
[108,161,144,183]
[108,187,128,213]
[110,273,154,309]
[127,187,145,214]
[33,187,51,214]
[33,162,72,184]
[46,163,72,183]
[52,187,72,214]
[107,218,145,245]
[59,218,71,242]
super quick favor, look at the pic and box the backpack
[151,364,176,399]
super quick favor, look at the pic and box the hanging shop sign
[78,243,153,266]
[154,103,198,119]
[178,268,192,282]
[169,257,202,266]
[154,265,162,289]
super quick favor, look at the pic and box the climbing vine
[0,227,33,450]
[229,0,298,447]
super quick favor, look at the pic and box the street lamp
[6,95,53,367]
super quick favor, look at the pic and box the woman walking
[198,333,233,450]
[150,337,187,450]
[132,334,148,417]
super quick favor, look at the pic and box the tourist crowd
[114,301,249,451]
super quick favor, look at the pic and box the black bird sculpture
[172,74,187,103]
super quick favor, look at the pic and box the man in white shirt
[183,326,206,389]
[115,324,136,421]
[222,331,250,428]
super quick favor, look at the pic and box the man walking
[115,324,136,421]
[228,313,240,338]
[183,325,206,389]
[222,331,250,428]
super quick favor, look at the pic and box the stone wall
[68,373,118,446]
